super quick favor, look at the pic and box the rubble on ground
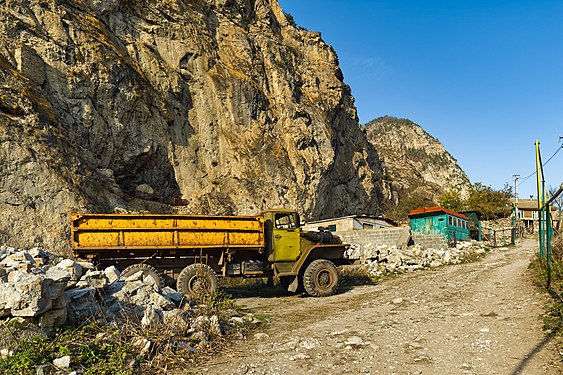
[0,244,258,367]
[345,240,492,276]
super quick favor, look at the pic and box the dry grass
[530,234,563,359]
[552,235,563,263]
[0,292,260,374]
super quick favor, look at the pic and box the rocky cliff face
[365,117,471,206]
[0,0,386,252]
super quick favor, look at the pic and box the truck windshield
[275,213,298,229]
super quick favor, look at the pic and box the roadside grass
[0,291,261,374]
[530,235,563,358]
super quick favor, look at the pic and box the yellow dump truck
[71,209,348,297]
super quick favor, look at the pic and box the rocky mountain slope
[365,116,471,206]
[0,0,388,252]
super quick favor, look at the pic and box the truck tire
[121,263,164,288]
[303,259,339,297]
[177,264,218,298]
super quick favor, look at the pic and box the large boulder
[0,266,70,317]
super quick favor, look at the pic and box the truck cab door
[272,212,301,262]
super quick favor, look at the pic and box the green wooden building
[408,206,471,243]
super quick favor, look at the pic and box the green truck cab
[263,210,349,296]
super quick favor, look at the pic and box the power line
[517,142,563,188]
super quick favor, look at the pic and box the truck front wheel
[177,264,218,298]
[303,259,339,297]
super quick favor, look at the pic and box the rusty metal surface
[71,212,265,253]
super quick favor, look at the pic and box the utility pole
[513,174,519,203]
[513,174,520,237]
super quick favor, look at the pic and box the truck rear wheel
[303,259,339,297]
[177,264,218,298]
[121,263,164,288]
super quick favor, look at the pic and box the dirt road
[201,238,561,374]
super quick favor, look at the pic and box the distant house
[302,215,397,232]
[513,199,559,233]
[408,206,470,243]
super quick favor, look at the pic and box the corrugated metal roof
[408,206,469,221]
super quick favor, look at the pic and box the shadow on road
[221,275,376,299]
[510,331,557,375]
[510,288,561,375]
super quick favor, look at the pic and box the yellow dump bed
[71,213,265,254]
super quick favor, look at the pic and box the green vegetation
[438,189,465,212]
[386,195,436,223]
[404,147,449,165]
[0,324,132,375]
[439,182,512,219]
[283,12,307,31]
[284,12,297,27]
[530,235,563,358]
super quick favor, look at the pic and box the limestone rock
[65,288,101,324]
[365,116,471,206]
[56,259,83,287]
[39,307,67,331]
[0,268,69,317]
[141,306,163,327]
[77,270,109,289]
[53,355,71,370]
[103,266,121,284]
[0,0,386,252]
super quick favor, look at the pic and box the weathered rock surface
[365,116,471,206]
[0,0,388,252]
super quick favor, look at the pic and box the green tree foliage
[466,182,512,219]
[438,189,466,212]
[438,182,513,220]
[386,195,436,222]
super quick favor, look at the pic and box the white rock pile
[345,240,490,276]
[0,245,248,339]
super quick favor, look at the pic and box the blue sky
[278,0,563,199]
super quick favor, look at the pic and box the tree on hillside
[438,189,466,212]
[386,195,436,223]
[438,182,512,220]
[466,183,512,219]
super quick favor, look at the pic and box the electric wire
[517,143,563,188]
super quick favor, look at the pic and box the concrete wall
[412,232,448,250]
[336,227,447,252]
[335,227,411,249]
